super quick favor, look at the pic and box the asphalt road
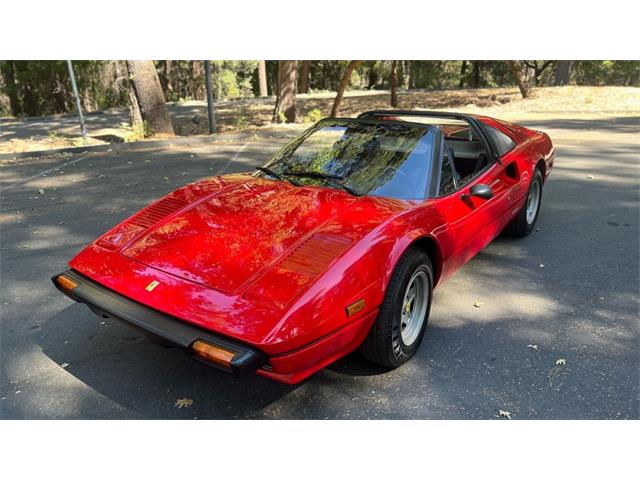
[1,116,638,419]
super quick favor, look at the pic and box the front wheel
[360,247,433,368]
[507,168,544,237]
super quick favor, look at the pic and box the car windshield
[259,120,435,200]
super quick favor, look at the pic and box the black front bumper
[52,270,266,376]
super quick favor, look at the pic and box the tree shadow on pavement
[35,304,297,419]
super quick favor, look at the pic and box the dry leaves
[526,344,538,350]
[174,398,193,409]
[549,359,567,389]
[473,301,484,308]
[499,409,512,419]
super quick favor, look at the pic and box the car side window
[486,125,516,157]
[439,150,457,196]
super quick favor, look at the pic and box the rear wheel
[360,247,433,368]
[507,168,543,237]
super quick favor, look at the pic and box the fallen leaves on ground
[548,359,568,389]
[499,410,512,419]
[473,301,484,308]
[60,363,70,368]
[174,398,193,409]
[527,344,538,350]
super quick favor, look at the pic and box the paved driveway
[1,116,638,419]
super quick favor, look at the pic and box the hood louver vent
[244,233,353,309]
[280,233,353,277]
[129,197,187,229]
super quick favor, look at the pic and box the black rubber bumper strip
[52,270,266,376]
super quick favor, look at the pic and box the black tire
[360,247,433,368]
[507,168,544,237]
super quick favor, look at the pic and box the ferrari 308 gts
[53,110,554,384]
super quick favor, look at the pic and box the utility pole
[66,60,88,143]
[204,60,215,134]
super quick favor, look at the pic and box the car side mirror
[469,184,493,199]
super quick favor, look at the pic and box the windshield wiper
[255,166,300,186]
[282,170,362,196]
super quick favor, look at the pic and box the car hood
[120,174,410,295]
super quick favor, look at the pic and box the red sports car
[53,110,554,384]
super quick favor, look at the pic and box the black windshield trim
[324,117,440,133]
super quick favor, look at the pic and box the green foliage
[121,121,150,142]
[235,114,249,129]
[157,60,258,102]
[0,60,127,117]
[303,108,324,123]
[219,69,240,98]
[48,130,61,141]
[573,61,640,86]
[211,60,258,99]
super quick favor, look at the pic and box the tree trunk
[330,60,362,117]
[367,68,378,90]
[114,60,123,80]
[159,60,173,97]
[299,60,311,94]
[0,61,21,115]
[458,61,468,88]
[258,60,268,97]
[126,60,174,136]
[191,61,205,100]
[402,60,411,90]
[128,79,143,130]
[507,60,530,98]
[22,81,38,117]
[523,60,554,87]
[555,60,573,86]
[390,60,399,107]
[472,61,482,88]
[272,62,281,118]
[82,87,93,112]
[272,60,297,123]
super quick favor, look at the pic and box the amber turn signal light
[192,340,236,371]
[55,275,78,294]
[346,298,366,317]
